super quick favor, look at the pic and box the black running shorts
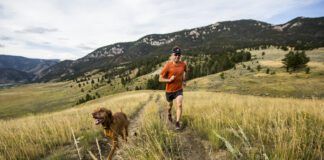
[165,89,183,102]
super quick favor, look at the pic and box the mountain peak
[37,16,324,82]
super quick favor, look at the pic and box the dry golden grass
[0,91,151,160]
[259,60,283,68]
[0,90,323,159]
[115,91,324,159]
[183,91,324,159]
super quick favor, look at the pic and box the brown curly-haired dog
[92,107,129,160]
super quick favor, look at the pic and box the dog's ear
[106,110,112,119]
[103,109,113,123]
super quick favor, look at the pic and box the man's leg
[175,95,183,123]
[167,101,173,122]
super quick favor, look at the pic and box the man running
[159,46,187,130]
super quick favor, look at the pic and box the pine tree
[266,68,270,74]
[282,50,310,72]
[220,72,225,79]
[257,65,261,71]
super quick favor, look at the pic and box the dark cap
[172,46,181,55]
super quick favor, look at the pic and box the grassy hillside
[0,57,165,119]
[1,47,323,119]
[187,47,324,98]
[0,91,323,159]
[0,74,134,119]
[0,82,80,119]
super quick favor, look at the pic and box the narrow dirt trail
[115,92,228,160]
[156,96,214,160]
[126,94,153,139]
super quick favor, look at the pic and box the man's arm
[159,62,175,83]
[159,75,175,83]
[183,62,187,86]
[182,71,186,86]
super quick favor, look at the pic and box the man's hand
[169,75,175,82]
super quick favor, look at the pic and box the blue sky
[0,0,323,60]
[267,0,324,24]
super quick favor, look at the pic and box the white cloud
[15,27,58,34]
[0,0,321,60]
